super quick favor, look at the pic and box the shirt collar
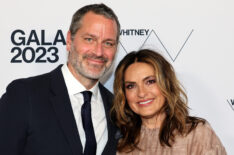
[61,64,99,99]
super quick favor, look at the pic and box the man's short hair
[69,3,120,42]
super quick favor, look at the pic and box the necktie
[81,91,97,155]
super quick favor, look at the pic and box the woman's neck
[141,113,166,129]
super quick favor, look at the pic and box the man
[0,3,120,155]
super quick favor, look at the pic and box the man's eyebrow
[104,38,116,42]
[82,33,97,38]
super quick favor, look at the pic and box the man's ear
[66,31,72,52]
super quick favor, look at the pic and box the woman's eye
[146,79,156,85]
[125,84,135,89]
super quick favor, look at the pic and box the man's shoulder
[98,83,113,97]
[5,65,63,92]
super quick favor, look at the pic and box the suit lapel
[49,65,83,155]
[99,83,118,155]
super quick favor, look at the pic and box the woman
[111,49,226,155]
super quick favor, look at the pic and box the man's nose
[94,42,104,57]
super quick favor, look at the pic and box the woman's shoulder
[193,120,212,133]
[186,120,227,154]
[187,120,217,140]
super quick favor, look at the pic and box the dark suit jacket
[0,65,118,155]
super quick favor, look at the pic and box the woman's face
[124,62,165,120]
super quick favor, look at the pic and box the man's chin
[84,70,106,80]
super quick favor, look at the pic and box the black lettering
[41,30,52,45]
[35,47,47,63]
[120,29,129,36]
[11,30,25,46]
[47,47,59,63]
[120,29,150,36]
[129,29,134,35]
[231,99,234,105]
[53,30,66,45]
[145,29,149,35]
[27,30,40,45]
[133,29,138,35]
[10,47,22,63]
[139,29,144,35]
[22,47,35,63]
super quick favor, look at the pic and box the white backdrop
[1,0,234,154]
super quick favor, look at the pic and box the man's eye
[84,38,93,42]
[104,41,115,48]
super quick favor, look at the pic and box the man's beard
[68,44,112,80]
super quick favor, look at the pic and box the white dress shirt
[61,64,108,155]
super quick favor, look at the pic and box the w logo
[119,29,194,62]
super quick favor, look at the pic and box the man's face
[67,11,118,82]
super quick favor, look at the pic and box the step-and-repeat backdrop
[1,0,233,154]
